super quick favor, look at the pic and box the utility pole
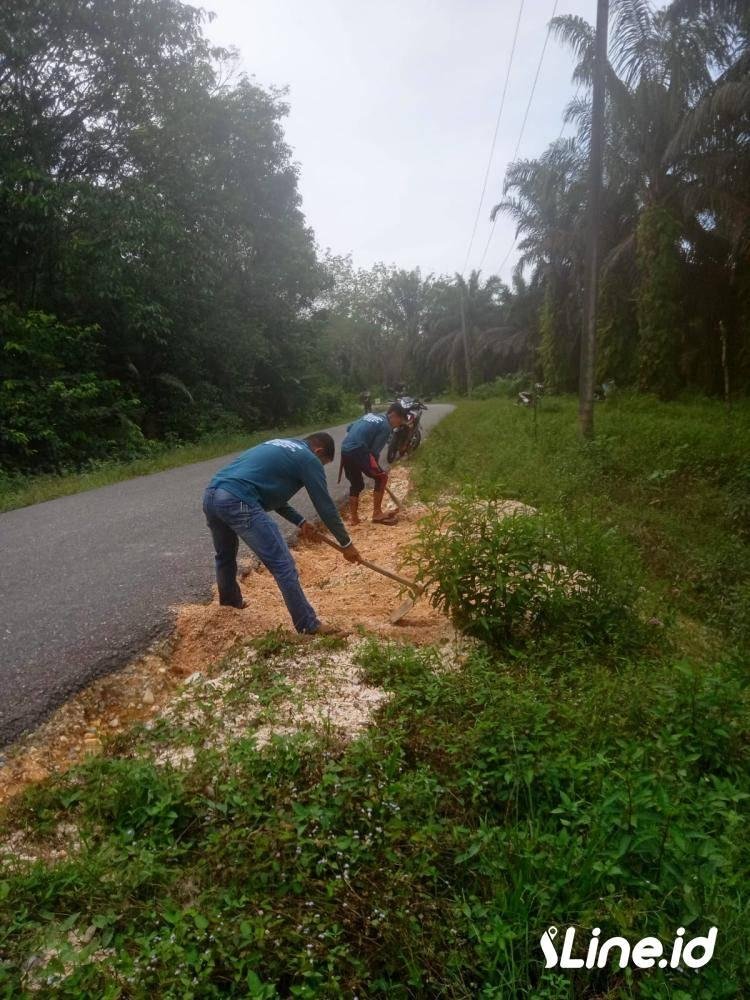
[579,0,609,437]
[459,281,473,397]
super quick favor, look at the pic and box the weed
[407,493,649,655]
[414,394,750,645]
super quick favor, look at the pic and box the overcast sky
[195,0,599,283]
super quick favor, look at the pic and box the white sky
[196,0,599,283]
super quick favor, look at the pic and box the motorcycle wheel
[408,426,422,452]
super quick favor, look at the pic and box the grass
[0,405,360,514]
[414,393,750,648]
[1,393,748,997]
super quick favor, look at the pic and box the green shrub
[472,374,531,400]
[309,383,355,420]
[408,492,647,652]
[0,308,144,472]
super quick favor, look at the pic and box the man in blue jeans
[203,432,361,635]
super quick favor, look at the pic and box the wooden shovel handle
[308,527,423,595]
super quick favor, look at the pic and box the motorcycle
[517,383,545,408]
[594,379,616,401]
[387,395,428,464]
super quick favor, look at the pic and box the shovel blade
[389,596,416,624]
[386,486,402,511]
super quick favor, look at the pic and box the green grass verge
[1,393,748,997]
[413,393,750,647]
[0,406,359,514]
[1,637,747,997]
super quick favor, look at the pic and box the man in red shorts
[340,403,408,525]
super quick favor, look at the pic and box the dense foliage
[319,257,537,399]
[494,0,750,398]
[0,0,344,474]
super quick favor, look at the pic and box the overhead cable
[496,81,580,281]
[460,0,525,277]
[475,0,561,276]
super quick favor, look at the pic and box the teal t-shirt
[341,413,391,456]
[209,438,351,547]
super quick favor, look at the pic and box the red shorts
[341,446,388,496]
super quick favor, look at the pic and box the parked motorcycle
[517,383,545,407]
[594,379,616,401]
[387,395,428,464]
[517,380,615,406]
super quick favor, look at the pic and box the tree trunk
[720,321,731,412]
[636,205,684,398]
[579,0,609,438]
[459,290,473,397]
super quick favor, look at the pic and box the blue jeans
[202,486,320,633]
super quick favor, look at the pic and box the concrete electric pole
[579,0,609,438]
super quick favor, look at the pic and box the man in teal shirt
[341,403,407,525]
[203,432,360,634]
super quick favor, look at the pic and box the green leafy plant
[471,373,533,400]
[0,308,144,472]
[407,493,646,652]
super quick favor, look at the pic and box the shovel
[308,528,424,623]
[385,486,403,511]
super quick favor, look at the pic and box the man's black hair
[305,431,335,461]
[387,402,408,419]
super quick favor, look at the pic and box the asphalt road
[0,404,453,747]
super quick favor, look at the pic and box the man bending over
[203,433,360,635]
[341,403,408,526]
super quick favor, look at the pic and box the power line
[510,0,560,165]
[474,0,560,277]
[460,0,525,277]
[495,83,580,281]
[496,236,517,278]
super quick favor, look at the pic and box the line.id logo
[540,925,718,970]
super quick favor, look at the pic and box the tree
[0,0,331,467]
[493,140,588,389]
[551,0,748,397]
[422,272,506,394]
[318,256,433,392]
[0,307,142,471]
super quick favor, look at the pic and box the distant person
[340,403,408,526]
[360,388,372,413]
[203,433,361,634]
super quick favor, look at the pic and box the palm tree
[480,274,544,375]
[492,139,589,389]
[373,267,433,388]
[665,0,750,389]
[665,0,750,252]
[550,0,744,395]
[421,271,505,394]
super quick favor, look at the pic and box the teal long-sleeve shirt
[341,413,391,457]
[209,438,352,547]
